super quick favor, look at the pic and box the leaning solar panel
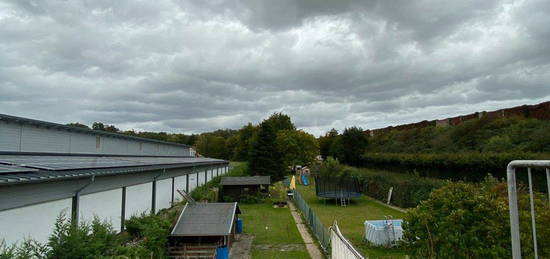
[0,164,38,174]
[0,156,147,171]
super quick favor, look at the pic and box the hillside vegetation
[366,116,550,154]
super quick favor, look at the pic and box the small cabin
[219,176,271,201]
[169,202,241,258]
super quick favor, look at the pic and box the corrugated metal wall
[155,178,173,212]
[173,176,187,202]
[188,173,197,192]
[0,121,21,151]
[80,189,123,231]
[125,182,152,218]
[0,198,72,245]
[0,163,227,246]
[0,121,189,156]
[21,125,70,153]
[70,134,97,153]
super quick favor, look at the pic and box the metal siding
[197,171,204,186]
[69,134,97,154]
[127,140,141,155]
[155,178,172,212]
[0,121,21,151]
[141,143,157,155]
[101,137,127,155]
[80,188,122,231]
[21,125,70,153]
[0,179,88,211]
[0,165,214,212]
[125,182,152,218]
[188,173,197,192]
[0,198,71,245]
[174,176,187,202]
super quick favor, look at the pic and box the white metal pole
[527,168,538,259]
[546,168,550,206]
[507,165,521,259]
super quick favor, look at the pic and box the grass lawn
[296,183,407,258]
[239,199,311,259]
[250,250,311,259]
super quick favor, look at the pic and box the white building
[0,114,229,245]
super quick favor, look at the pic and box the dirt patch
[230,234,254,259]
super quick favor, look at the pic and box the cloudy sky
[1,0,549,136]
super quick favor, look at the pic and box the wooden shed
[169,202,241,258]
[219,176,271,201]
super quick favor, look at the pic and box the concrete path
[288,201,324,259]
[229,234,254,259]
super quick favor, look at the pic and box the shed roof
[171,202,241,236]
[220,176,271,186]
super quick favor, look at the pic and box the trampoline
[315,175,362,203]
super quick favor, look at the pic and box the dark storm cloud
[0,0,549,136]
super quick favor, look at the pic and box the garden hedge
[362,152,550,181]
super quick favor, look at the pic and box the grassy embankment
[296,182,406,259]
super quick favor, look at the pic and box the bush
[352,167,446,208]
[403,179,550,258]
[124,213,172,257]
[0,239,48,259]
[47,214,122,259]
[362,152,550,181]
[239,194,264,204]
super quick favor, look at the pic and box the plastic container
[216,246,229,259]
[236,218,243,233]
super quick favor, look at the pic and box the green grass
[239,197,311,259]
[296,183,407,258]
[251,250,311,259]
[240,201,304,245]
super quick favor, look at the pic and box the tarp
[301,175,309,185]
[290,175,296,190]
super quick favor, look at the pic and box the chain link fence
[292,189,331,250]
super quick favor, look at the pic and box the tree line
[71,113,320,180]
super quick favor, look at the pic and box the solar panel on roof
[116,157,218,165]
[0,156,147,171]
[0,155,224,172]
[0,164,38,174]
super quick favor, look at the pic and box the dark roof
[0,113,190,148]
[0,154,226,186]
[171,202,241,236]
[220,176,271,186]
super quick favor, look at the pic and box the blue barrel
[216,246,229,259]
[236,218,243,233]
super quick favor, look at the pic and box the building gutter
[72,175,95,226]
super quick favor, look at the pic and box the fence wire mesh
[292,189,331,250]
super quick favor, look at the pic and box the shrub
[124,213,172,257]
[403,179,550,258]
[239,194,264,204]
[47,213,123,259]
[352,168,446,208]
[362,152,550,181]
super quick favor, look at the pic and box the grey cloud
[0,0,549,136]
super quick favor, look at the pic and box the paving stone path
[288,201,324,259]
[230,234,254,259]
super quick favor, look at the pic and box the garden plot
[296,183,406,258]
